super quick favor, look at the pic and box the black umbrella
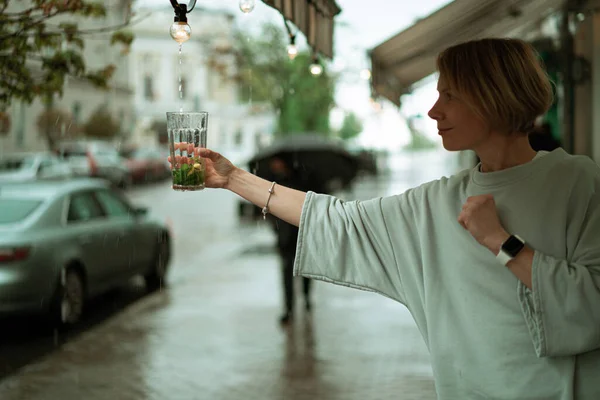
[247,133,360,192]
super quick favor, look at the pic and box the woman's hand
[168,148,237,189]
[458,194,509,254]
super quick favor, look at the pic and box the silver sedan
[0,178,171,326]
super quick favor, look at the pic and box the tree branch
[0,9,64,40]
[0,11,148,41]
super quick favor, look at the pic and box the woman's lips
[438,128,453,135]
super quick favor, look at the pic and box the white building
[128,6,276,161]
[0,0,135,154]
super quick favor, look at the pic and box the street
[0,149,459,400]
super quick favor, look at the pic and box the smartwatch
[496,235,525,266]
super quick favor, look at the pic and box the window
[37,159,54,175]
[0,158,31,171]
[68,192,104,223]
[72,102,82,124]
[254,133,261,148]
[0,199,43,224]
[143,75,154,101]
[234,130,243,146]
[94,190,131,218]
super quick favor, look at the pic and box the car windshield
[0,158,35,171]
[0,198,43,224]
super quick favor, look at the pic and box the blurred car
[0,178,171,326]
[56,140,132,188]
[0,152,73,184]
[120,146,171,184]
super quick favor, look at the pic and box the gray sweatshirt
[294,148,600,399]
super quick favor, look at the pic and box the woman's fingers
[197,148,220,161]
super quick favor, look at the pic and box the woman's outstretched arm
[226,166,306,227]
[198,148,306,227]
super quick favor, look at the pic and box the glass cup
[167,112,208,191]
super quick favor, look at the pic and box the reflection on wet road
[0,280,149,380]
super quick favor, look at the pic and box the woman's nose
[428,102,442,121]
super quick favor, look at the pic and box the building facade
[0,0,135,154]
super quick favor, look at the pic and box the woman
[190,38,600,398]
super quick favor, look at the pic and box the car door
[66,191,113,291]
[92,189,136,280]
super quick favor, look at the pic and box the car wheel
[51,267,85,327]
[145,233,170,291]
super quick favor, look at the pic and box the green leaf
[0,0,130,109]
[79,2,107,18]
[58,22,78,40]
[110,30,134,46]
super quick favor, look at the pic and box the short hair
[436,38,554,134]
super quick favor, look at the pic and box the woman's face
[427,76,491,152]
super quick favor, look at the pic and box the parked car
[56,140,132,188]
[120,146,170,184]
[0,178,171,326]
[0,152,73,184]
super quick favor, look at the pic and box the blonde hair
[436,38,553,134]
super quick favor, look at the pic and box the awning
[262,0,341,58]
[369,0,566,106]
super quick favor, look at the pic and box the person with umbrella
[266,156,321,325]
[177,38,600,398]
[245,135,357,325]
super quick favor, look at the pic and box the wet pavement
[0,149,459,400]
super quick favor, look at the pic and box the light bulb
[239,0,256,13]
[310,63,323,76]
[287,44,298,60]
[170,21,191,44]
[360,68,372,80]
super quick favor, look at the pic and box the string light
[309,54,323,76]
[287,35,298,60]
[170,21,191,44]
[169,1,192,43]
[239,0,256,13]
[310,63,323,76]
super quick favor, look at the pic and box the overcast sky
[138,0,452,148]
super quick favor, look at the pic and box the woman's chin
[441,140,465,152]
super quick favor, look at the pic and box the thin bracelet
[262,181,276,220]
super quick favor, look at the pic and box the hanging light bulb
[310,63,323,76]
[239,0,256,13]
[170,21,191,44]
[287,36,298,60]
[170,3,191,44]
[310,55,323,76]
[287,44,298,60]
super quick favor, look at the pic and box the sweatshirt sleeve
[519,168,600,357]
[293,191,419,305]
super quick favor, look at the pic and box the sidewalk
[0,149,457,400]
[0,227,436,400]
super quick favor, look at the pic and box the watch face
[502,235,525,257]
